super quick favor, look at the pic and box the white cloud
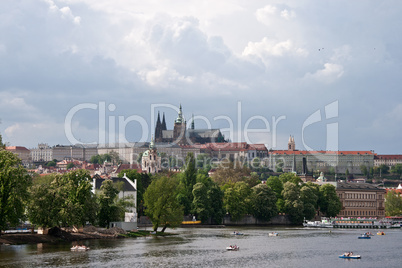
[256,4,296,26]
[43,0,81,25]
[304,63,344,84]
[1,1,402,153]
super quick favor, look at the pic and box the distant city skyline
[1,1,401,154]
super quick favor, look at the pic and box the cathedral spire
[162,112,167,130]
[175,104,184,124]
[191,113,195,129]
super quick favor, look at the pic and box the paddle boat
[377,231,385,235]
[358,234,371,239]
[339,252,361,259]
[71,245,90,251]
[226,245,239,251]
[232,231,243,235]
[268,232,279,237]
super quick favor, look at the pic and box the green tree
[266,176,283,200]
[282,181,304,224]
[223,181,252,221]
[97,180,121,228]
[46,160,56,167]
[251,157,261,169]
[109,150,120,165]
[178,153,197,215]
[143,176,183,232]
[90,155,100,164]
[212,161,252,186]
[318,184,342,217]
[0,150,32,234]
[195,153,211,169]
[390,164,402,177]
[27,174,64,228]
[266,176,285,212]
[67,162,75,169]
[249,184,277,222]
[59,169,97,227]
[192,182,209,222]
[279,173,302,185]
[379,164,389,175]
[192,176,225,224]
[360,165,368,176]
[385,191,402,216]
[300,184,318,220]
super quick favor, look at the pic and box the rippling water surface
[1,227,401,267]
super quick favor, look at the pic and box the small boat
[232,231,243,235]
[339,254,361,259]
[71,245,90,251]
[377,231,385,235]
[358,234,371,239]
[268,232,279,237]
[226,245,239,251]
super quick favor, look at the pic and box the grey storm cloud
[0,0,402,153]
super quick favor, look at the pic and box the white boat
[232,231,243,235]
[303,218,333,228]
[339,254,361,259]
[226,245,239,251]
[71,245,90,251]
[268,232,279,236]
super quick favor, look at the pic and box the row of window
[343,193,379,200]
[345,201,377,207]
[341,210,379,217]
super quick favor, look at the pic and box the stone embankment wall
[138,215,293,227]
[222,215,292,226]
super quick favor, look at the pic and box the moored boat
[268,232,279,236]
[303,218,333,228]
[226,245,239,251]
[358,234,371,239]
[71,245,90,251]
[339,254,361,259]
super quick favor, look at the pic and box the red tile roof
[5,146,30,152]
[375,155,402,160]
[270,150,374,155]
[115,163,142,174]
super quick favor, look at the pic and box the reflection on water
[1,227,402,267]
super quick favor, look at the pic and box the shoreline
[0,226,128,245]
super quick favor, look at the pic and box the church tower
[154,112,163,142]
[288,135,295,151]
[173,104,187,145]
[141,137,161,174]
[162,112,167,131]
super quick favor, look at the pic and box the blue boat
[358,234,371,239]
[339,254,361,259]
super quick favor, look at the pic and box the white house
[93,174,137,231]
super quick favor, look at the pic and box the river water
[1,227,401,268]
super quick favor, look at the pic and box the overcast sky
[1,0,401,153]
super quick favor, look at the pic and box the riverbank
[0,226,178,245]
[0,226,127,245]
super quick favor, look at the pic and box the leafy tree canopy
[318,184,342,217]
[144,176,183,232]
[385,191,402,216]
[0,150,32,233]
[249,184,277,222]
